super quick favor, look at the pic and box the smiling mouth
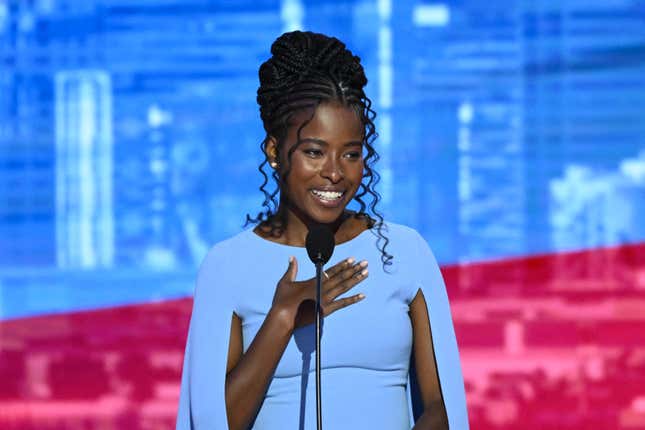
[310,189,345,202]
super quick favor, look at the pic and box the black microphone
[305,224,335,265]
[305,224,335,430]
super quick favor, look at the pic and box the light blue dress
[176,223,469,429]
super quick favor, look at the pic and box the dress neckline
[248,226,373,250]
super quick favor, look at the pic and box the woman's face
[272,102,365,226]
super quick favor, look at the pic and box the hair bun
[260,31,364,89]
[257,31,368,127]
[271,31,316,71]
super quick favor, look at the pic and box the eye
[303,148,323,158]
[344,151,362,160]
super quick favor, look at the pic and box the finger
[326,266,368,300]
[325,260,367,292]
[323,293,366,316]
[280,256,298,283]
[324,257,355,279]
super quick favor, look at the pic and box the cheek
[284,157,319,186]
[348,161,365,183]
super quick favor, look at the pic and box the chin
[307,207,346,225]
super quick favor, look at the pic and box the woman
[176,31,469,429]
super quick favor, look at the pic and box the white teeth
[311,189,343,200]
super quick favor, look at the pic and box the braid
[246,31,392,269]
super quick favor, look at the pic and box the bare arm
[225,308,293,430]
[409,289,449,430]
[224,256,369,430]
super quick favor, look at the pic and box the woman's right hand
[270,256,369,331]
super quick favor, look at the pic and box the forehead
[287,102,363,142]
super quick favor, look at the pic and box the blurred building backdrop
[1,0,644,429]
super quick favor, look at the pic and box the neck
[278,205,348,247]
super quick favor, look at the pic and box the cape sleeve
[176,244,235,430]
[406,230,470,429]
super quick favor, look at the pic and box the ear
[265,136,279,169]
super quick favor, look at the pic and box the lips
[311,189,344,199]
[310,189,345,208]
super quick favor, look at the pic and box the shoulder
[373,222,439,303]
[379,222,423,240]
[378,223,446,304]
[193,229,257,298]
[377,221,430,255]
[377,222,440,274]
[199,228,257,267]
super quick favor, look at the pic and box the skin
[224,102,448,429]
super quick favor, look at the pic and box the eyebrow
[299,138,363,147]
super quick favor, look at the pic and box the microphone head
[305,224,335,265]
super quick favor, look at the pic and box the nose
[320,155,343,183]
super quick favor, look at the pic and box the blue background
[1,0,644,319]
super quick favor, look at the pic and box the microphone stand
[314,258,324,430]
[305,224,334,430]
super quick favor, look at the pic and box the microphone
[305,224,335,430]
[305,224,335,265]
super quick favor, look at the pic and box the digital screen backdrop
[1,0,645,429]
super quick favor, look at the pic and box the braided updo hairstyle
[245,30,392,268]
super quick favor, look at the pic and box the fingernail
[361,269,368,276]
[347,257,355,264]
[358,294,365,299]
[360,260,368,267]
[289,256,294,263]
